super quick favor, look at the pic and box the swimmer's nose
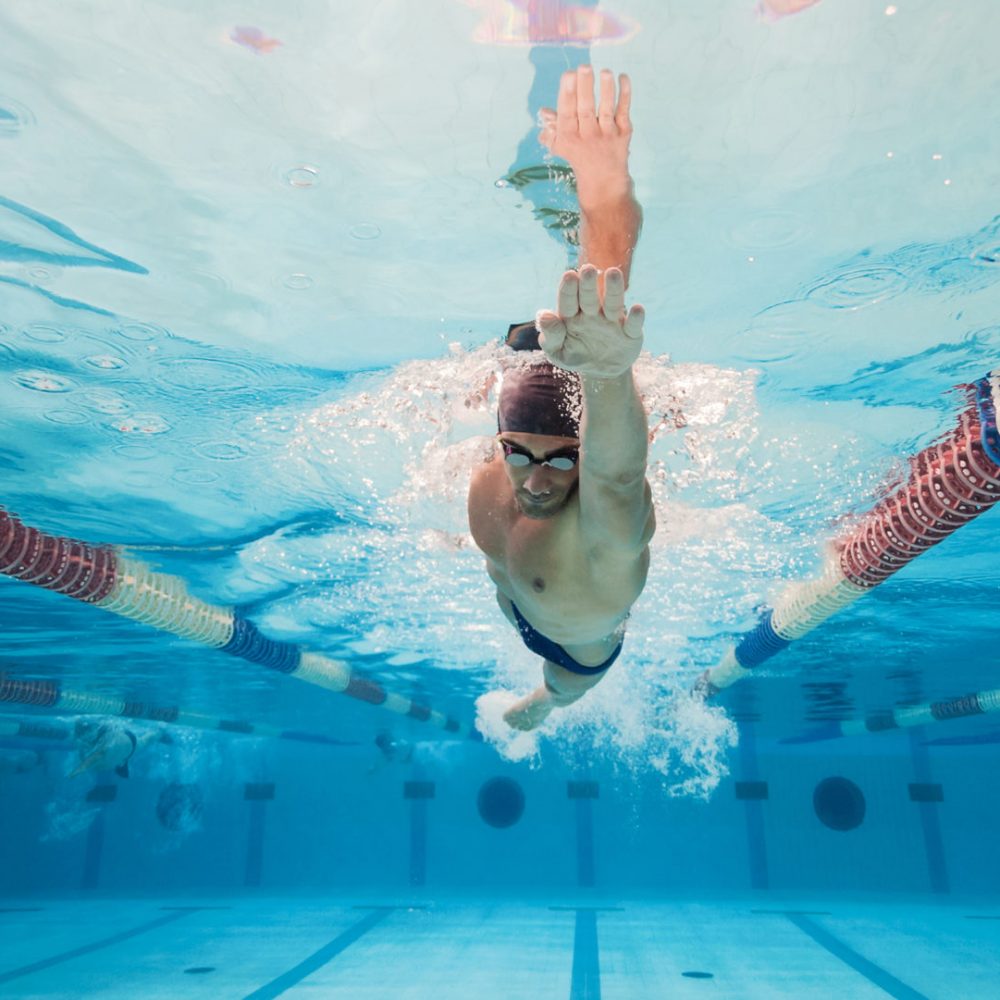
[524,467,554,494]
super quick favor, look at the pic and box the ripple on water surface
[734,302,831,367]
[0,98,35,137]
[11,370,76,393]
[806,265,910,310]
[157,356,266,391]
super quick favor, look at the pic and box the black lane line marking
[785,913,930,1000]
[0,908,197,986]
[242,907,392,1000]
[965,915,1000,920]
[549,906,624,912]
[569,909,601,1000]
[351,904,428,910]
[160,906,232,911]
[752,909,831,915]
[0,908,44,913]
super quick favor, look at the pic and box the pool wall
[2,732,998,898]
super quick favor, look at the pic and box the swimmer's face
[498,432,580,519]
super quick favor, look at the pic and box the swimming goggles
[501,441,578,471]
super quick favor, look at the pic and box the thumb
[536,310,567,355]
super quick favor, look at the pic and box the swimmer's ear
[536,310,566,355]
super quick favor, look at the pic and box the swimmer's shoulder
[468,453,512,550]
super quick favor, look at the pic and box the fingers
[577,265,601,317]
[597,69,615,131]
[556,269,580,319]
[576,66,597,134]
[556,70,577,130]
[623,303,645,341]
[615,73,632,132]
[536,310,567,355]
[551,68,629,141]
[602,267,626,319]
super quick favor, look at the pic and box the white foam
[474,690,543,763]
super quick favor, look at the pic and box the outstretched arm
[539,67,642,287]
[538,266,652,553]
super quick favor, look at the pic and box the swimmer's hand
[539,67,632,206]
[536,265,644,379]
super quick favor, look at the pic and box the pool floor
[0,894,996,998]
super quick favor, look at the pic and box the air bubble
[282,273,314,290]
[113,413,171,435]
[283,165,319,188]
[84,355,129,371]
[350,223,381,240]
[12,370,75,393]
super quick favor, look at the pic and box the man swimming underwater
[468,67,654,731]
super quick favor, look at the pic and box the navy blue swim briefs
[510,601,623,675]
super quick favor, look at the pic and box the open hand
[538,67,632,200]
[536,265,644,379]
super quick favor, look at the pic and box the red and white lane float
[0,683,358,748]
[782,685,1000,744]
[698,371,1000,695]
[0,511,476,739]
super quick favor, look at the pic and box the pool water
[2,1,999,997]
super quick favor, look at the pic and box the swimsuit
[510,601,623,675]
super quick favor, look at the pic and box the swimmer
[71,719,163,778]
[468,67,654,731]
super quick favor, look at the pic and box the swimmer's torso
[468,455,649,652]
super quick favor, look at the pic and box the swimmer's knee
[544,678,583,707]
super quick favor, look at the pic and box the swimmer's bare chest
[468,461,645,644]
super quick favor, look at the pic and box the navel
[532,577,545,593]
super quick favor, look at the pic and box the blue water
[2,1,1000,996]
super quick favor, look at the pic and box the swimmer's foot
[503,686,555,731]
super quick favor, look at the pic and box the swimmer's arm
[540,67,642,287]
[578,184,642,290]
[578,369,654,553]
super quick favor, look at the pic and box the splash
[475,689,542,762]
[254,344,780,796]
[461,0,638,46]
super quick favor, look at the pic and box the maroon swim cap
[497,360,581,439]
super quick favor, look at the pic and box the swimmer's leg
[503,659,605,732]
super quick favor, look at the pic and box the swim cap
[498,321,581,439]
